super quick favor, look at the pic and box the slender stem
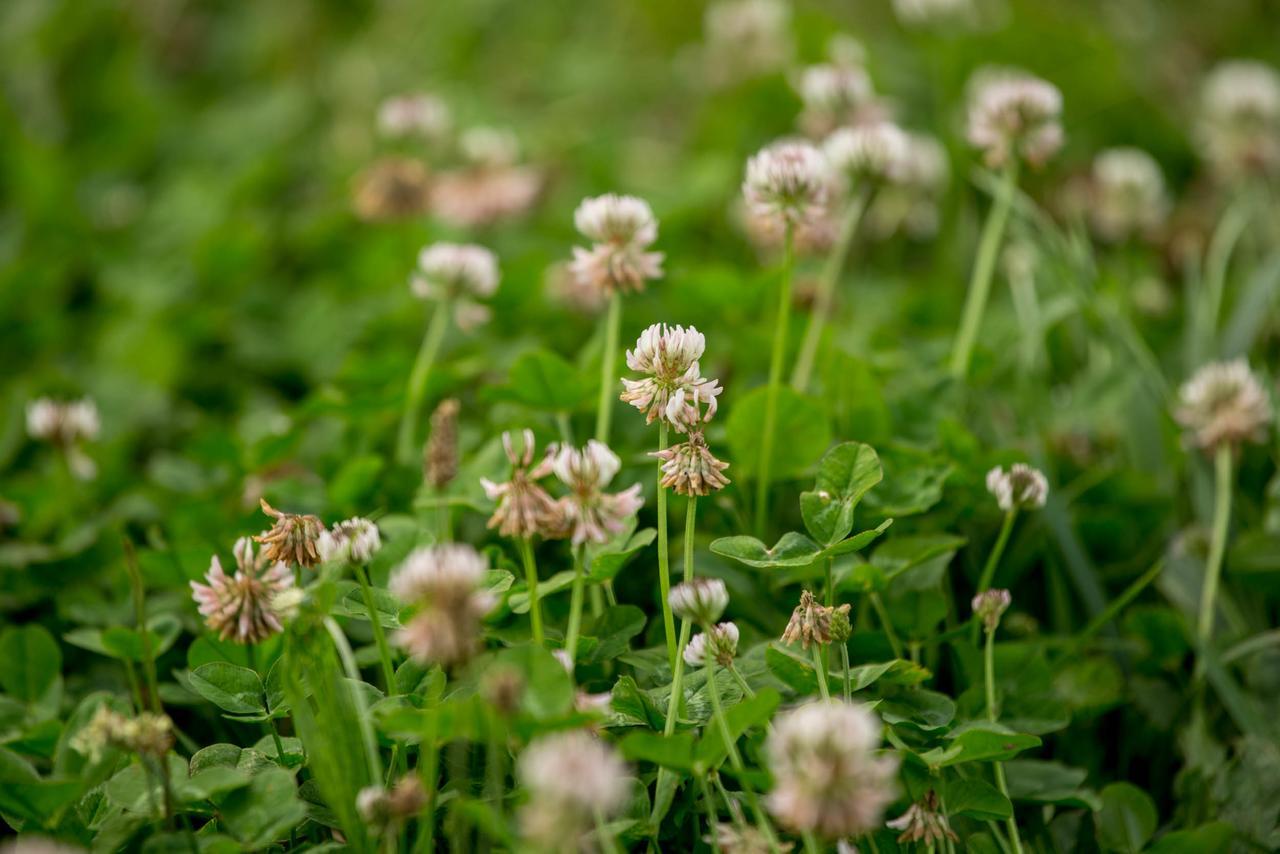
[664,620,692,737]
[122,539,161,713]
[868,593,904,659]
[728,664,755,698]
[985,628,1024,854]
[123,660,145,713]
[792,190,871,392]
[565,546,587,664]
[976,511,1018,593]
[1197,445,1234,662]
[1199,197,1250,363]
[486,724,504,824]
[699,775,721,850]
[596,292,622,443]
[396,300,450,465]
[683,497,698,582]
[266,716,287,764]
[413,678,444,854]
[657,423,677,672]
[839,645,852,703]
[993,761,1024,854]
[594,806,622,854]
[809,644,831,700]
[324,618,385,784]
[356,563,399,694]
[802,831,822,854]
[949,160,1019,379]
[518,538,544,645]
[754,223,795,538]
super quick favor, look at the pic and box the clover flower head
[1089,147,1168,241]
[548,441,644,545]
[985,463,1049,512]
[377,93,451,141]
[1198,60,1280,178]
[653,430,731,496]
[709,824,793,854]
[743,141,831,226]
[966,70,1064,168]
[703,0,792,87]
[781,589,850,649]
[390,544,495,667]
[684,621,740,667]
[972,588,1012,632]
[795,63,875,136]
[358,776,426,828]
[621,324,723,432]
[765,700,899,838]
[191,536,296,643]
[481,429,565,540]
[888,790,958,845]
[669,577,730,624]
[823,121,912,185]
[431,165,541,229]
[460,126,521,169]
[316,517,382,565]
[412,242,500,302]
[893,0,974,26]
[518,731,630,849]
[569,194,664,296]
[352,157,432,222]
[254,499,324,568]
[73,706,174,764]
[26,397,100,445]
[1175,359,1273,451]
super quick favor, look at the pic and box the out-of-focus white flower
[518,731,630,850]
[480,430,565,540]
[966,70,1064,168]
[1197,60,1280,178]
[317,517,382,565]
[459,126,520,168]
[26,397,100,479]
[411,243,500,330]
[972,588,1012,632]
[191,537,296,644]
[743,141,830,226]
[893,0,974,26]
[653,431,731,497]
[702,0,792,87]
[254,498,324,568]
[390,544,495,667]
[865,131,951,240]
[569,194,664,297]
[823,122,912,186]
[378,93,451,141]
[1175,359,1274,451]
[766,700,899,839]
[620,324,723,432]
[985,464,1049,512]
[1089,147,1168,241]
[669,577,729,625]
[72,706,174,764]
[796,63,875,137]
[683,621,740,667]
[431,127,541,228]
[548,441,643,546]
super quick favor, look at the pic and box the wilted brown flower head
[352,157,432,222]
[480,429,565,540]
[766,700,899,838]
[483,666,527,717]
[972,588,1012,633]
[254,499,324,568]
[888,790,958,845]
[357,775,427,828]
[1175,359,1273,451]
[653,430,731,496]
[390,544,495,668]
[966,69,1063,168]
[424,398,461,490]
[72,706,174,763]
[781,590,850,649]
[191,536,296,644]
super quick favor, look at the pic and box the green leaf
[508,569,576,613]
[764,644,818,695]
[800,442,882,546]
[620,731,698,772]
[176,766,253,803]
[578,606,647,664]
[587,527,656,581]
[219,767,308,849]
[837,659,931,691]
[335,582,404,629]
[609,676,664,730]
[946,778,1012,820]
[1095,782,1157,853]
[710,532,822,569]
[727,385,832,479]
[487,349,593,411]
[825,519,894,557]
[190,744,277,777]
[1004,759,1101,810]
[920,723,1041,767]
[878,690,955,732]
[0,625,61,704]
[188,663,267,716]
[1145,822,1235,853]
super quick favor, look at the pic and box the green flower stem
[594,806,622,854]
[698,775,720,842]
[1198,196,1250,365]
[839,645,853,703]
[728,664,755,698]
[355,563,398,694]
[809,643,831,700]
[1197,444,1235,664]
[802,830,822,854]
[984,627,1024,854]
[565,546,587,664]
[657,423,677,672]
[324,618,384,784]
[971,510,1017,644]
[413,678,444,854]
[754,223,796,538]
[949,160,1019,379]
[517,538,544,645]
[266,716,287,765]
[683,496,698,582]
[397,300,451,465]
[663,619,692,739]
[596,291,623,443]
[791,189,872,393]
[868,592,904,659]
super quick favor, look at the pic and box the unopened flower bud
[972,588,1012,633]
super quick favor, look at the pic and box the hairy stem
[949,161,1018,379]
[755,223,795,538]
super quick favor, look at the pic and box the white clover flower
[430,166,541,230]
[766,700,899,839]
[390,544,495,667]
[377,93,451,141]
[653,430,731,496]
[743,141,830,226]
[985,463,1049,513]
[796,63,874,132]
[669,577,729,625]
[191,537,296,644]
[412,243,500,301]
[390,544,490,606]
[72,706,174,764]
[569,194,664,296]
[519,731,630,849]
[683,621,740,667]
[972,588,1012,632]
[823,121,912,185]
[548,441,644,546]
[893,0,974,26]
[1198,60,1280,178]
[316,517,382,565]
[1175,359,1273,451]
[1089,147,1168,241]
[703,0,792,87]
[480,429,565,540]
[26,397,100,444]
[620,324,723,432]
[459,126,520,169]
[966,70,1064,168]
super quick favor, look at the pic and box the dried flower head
[684,621,740,667]
[430,165,541,229]
[709,823,794,854]
[390,544,495,667]
[621,324,723,432]
[744,142,830,227]
[888,790,958,845]
[669,577,730,624]
[972,588,1012,632]
[985,463,1049,513]
[653,431,731,497]
[254,499,324,568]
[191,536,296,643]
[966,70,1064,168]
[823,121,912,186]
[1176,359,1274,451]
[483,666,527,717]
[766,700,899,838]
[378,93,451,141]
[316,517,382,565]
[518,731,630,850]
[26,396,100,479]
[424,398,461,490]
[481,429,564,540]
[411,243,500,330]
[781,590,851,649]
[548,441,644,546]
[73,706,174,763]
[1089,147,1168,242]
[702,0,792,88]
[1197,60,1280,178]
[795,62,876,138]
[569,194,664,297]
[357,775,427,828]
[352,157,432,222]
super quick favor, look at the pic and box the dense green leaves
[726,385,832,479]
